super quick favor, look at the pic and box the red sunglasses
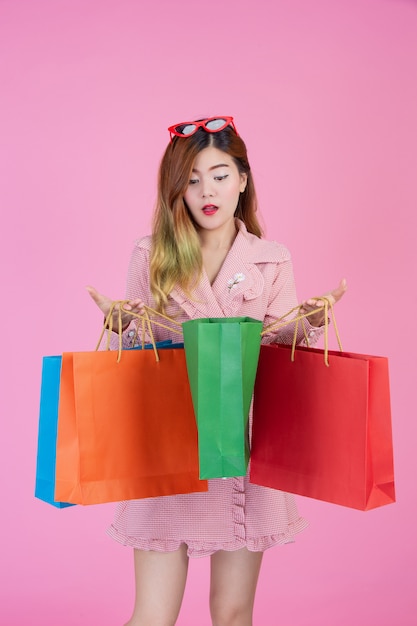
[168,116,238,141]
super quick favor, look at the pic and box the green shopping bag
[182,317,263,479]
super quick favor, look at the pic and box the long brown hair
[150,124,262,311]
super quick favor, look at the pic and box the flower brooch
[227,273,246,290]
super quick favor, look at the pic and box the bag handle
[261,298,343,367]
[95,301,167,363]
[96,299,342,366]
[119,302,183,335]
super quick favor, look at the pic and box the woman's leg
[209,548,264,626]
[125,545,189,626]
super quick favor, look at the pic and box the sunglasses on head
[168,116,238,141]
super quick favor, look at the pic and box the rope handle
[95,301,165,363]
[261,297,343,366]
[120,302,183,335]
[95,298,342,366]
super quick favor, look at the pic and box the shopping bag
[35,356,75,508]
[182,317,263,479]
[250,343,395,510]
[54,343,207,504]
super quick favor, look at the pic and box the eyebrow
[191,163,230,173]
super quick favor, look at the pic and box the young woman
[87,116,346,626]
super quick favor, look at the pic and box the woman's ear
[239,173,248,193]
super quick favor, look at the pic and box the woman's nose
[202,179,214,197]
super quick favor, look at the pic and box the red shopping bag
[55,346,207,504]
[250,343,395,510]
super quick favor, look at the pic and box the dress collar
[170,220,284,318]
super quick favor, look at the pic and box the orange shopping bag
[55,343,207,505]
[250,342,395,511]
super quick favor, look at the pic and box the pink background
[1,0,416,624]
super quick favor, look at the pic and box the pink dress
[107,220,321,558]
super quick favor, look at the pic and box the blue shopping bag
[35,356,74,508]
[130,340,184,350]
[35,341,185,507]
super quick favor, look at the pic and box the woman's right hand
[86,285,145,332]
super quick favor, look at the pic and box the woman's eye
[214,175,228,181]
[189,179,199,185]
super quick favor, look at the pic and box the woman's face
[183,146,247,234]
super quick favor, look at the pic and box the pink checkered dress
[107,220,321,557]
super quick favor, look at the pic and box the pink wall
[1,0,416,624]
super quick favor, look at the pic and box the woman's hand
[85,285,145,332]
[301,278,347,327]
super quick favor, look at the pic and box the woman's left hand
[301,278,347,327]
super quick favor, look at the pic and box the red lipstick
[202,204,218,216]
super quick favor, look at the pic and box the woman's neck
[198,220,238,253]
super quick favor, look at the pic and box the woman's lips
[202,204,218,215]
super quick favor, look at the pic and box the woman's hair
[150,124,262,312]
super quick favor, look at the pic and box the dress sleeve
[107,240,153,350]
[261,250,324,347]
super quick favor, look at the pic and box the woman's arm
[86,240,150,349]
[261,253,346,346]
